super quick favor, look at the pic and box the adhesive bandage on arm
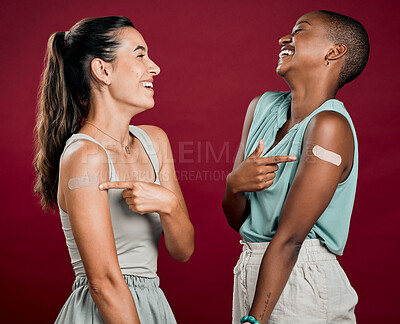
[68,175,100,190]
[312,145,342,166]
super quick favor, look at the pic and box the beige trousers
[232,239,358,324]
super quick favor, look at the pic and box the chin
[128,100,155,114]
[147,99,155,109]
[276,64,286,77]
[139,98,155,110]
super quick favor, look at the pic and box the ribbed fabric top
[240,92,358,255]
[58,125,162,278]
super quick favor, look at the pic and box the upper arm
[274,111,354,244]
[138,125,189,216]
[59,140,121,282]
[233,95,262,170]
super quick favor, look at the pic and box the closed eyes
[291,29,303,36]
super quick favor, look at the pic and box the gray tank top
[58,125,162,278]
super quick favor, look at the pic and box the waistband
[72,274,160,291]
[240,239,336,262]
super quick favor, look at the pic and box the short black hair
[318,10,369,90]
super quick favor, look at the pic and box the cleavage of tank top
[265,118,293,154]
[255,94,300,159]
[58,125,163,278]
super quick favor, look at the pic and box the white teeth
[279,49,295,58]
[141,81,153,89]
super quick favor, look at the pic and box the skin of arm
[247,111,355,323]
[222,95,260,231]
[59,140,141,324]
[143,125,194,262]
[100,125,194,263]
[222,95,296,232]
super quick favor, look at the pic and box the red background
[0,0,399,323]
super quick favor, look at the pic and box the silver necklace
[85,120,131,154]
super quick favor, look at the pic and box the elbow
[275,236,304,262]
[177,252,192,263]
[174,242,194,263]
[288,239,303,258]
[229,220,241,232]
[88,280,107,299]
[171,238,194,263]
[171,251,192,263]
[165,223,194,262]
[181,226,195,262]
[183,244,194,262]
[87,272,122,299]
[226,220,240,232]
[222,203,241,233]
[88,279,109,300]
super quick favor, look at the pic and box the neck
[285,72,338,124]
[84,93,143,145]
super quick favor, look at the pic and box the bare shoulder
[247,94,262,116]
[243,94,263,129]
[304,111,354,170]
[136,125,171,167]
[61,139,109,178]
[58,139,110,211]
[306,111,353,141]
[232,94,263,169]
[137,125,169,144]
[251,94,263,104]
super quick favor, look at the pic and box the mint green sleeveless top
[240,91,358,255]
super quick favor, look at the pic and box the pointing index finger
[258,155,297,165]
[99,181,133,190]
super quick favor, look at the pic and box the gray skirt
[55,275,177,324]
[233,239,358,323]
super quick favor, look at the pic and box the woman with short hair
[223,10,369,324]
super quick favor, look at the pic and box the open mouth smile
[140,81,153,89]
[279,49,295,59]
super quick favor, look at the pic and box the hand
[227,139,297,194]
[99,181,178,215]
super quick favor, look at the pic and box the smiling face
[108,27,160,111]
[276,12,334,79]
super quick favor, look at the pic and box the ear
[91,58,112,85]
[325,44,347,61]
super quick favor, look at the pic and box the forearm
[89,276,140,324]
[160,200,194,262]
[248,240,300,323]
[222,173,249,232]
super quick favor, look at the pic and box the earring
[325,55,330,66]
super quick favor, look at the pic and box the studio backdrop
[0,0,398,323]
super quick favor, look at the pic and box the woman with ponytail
[34,16,194,324]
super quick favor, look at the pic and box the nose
[148,58,161,76]
[279,34,292,47]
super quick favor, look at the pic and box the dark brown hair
[33,16,134,211]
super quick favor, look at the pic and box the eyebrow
[133,45,147,52]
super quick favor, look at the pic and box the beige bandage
[68,175,99,190]
[312,145,342,166]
